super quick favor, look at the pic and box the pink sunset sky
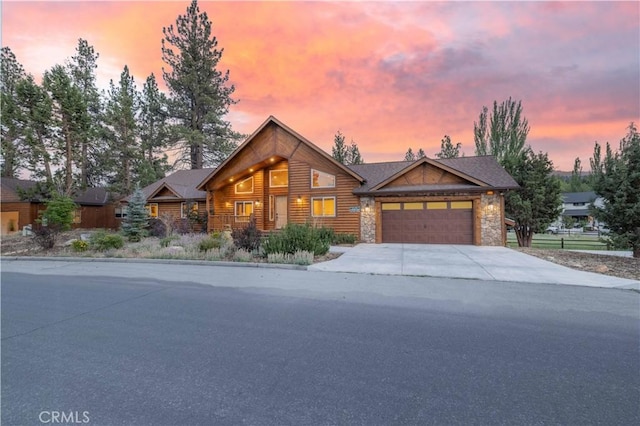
[2,0,639,170]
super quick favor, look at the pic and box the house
[196,116,519,245]
[124,168,214,231]
[554,191,604,229]
[0,177,119,235]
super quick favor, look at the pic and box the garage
[381,201,474,244]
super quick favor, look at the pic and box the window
[73,208,82,224]
[269,195,275,221]
[312,197,336,217]
[115,206,128,218]
[270,170,288,187]
[573,202,586,206]
[235,176,254,194]
[311,169,335,188]
[235,201,254,221]
[181,202,198,219]
[145,203,159,218]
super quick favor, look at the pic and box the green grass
[506,233,609,250]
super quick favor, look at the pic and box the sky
[2,1,639,171]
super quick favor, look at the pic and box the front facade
[549,191,604,229]
[197,116,519,246]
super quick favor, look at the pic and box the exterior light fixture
[486,190,494,195]
[297,195,302,203]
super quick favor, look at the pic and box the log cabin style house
[196,116,519,246]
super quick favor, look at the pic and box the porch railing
[209,214,253,232]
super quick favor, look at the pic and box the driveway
[309,244,640,289]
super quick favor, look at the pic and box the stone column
[360,197,376,243]
[480,193,503,246]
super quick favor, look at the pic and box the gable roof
[0,178,39,202]
[1,178,116,205]
[196,116,364,190]
[349,156,518,195]
[130,168,214,203]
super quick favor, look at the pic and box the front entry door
[275,196,287,229]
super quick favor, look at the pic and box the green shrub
[71,240,89,252]
[333,233,357,245]
[160,235,180,248]
[262,223,329,256]
[198,236,222,252]
[90,230,125,251]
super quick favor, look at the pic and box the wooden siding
[73,204,119,230]
[383,162,467,188]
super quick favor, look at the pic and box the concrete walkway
[308,244,639,290]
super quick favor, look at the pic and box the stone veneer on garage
[480,193,504,246]
[359,194,505,246]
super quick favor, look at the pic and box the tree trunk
[633,246,639,259]
[515,226,533,247]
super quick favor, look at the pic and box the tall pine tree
[162,0,240,169]
[138,73,170,187]
[0,47,26,177]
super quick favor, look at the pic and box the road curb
[0,256,308,271]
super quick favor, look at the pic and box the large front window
[235,177,254,194]
[312,197,336,217]
[270,169,288,187]
[235,201,254,221]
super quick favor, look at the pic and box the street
[2,260,639,425]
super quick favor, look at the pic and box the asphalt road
[2,261,639,425]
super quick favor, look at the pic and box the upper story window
[311,169,335,188]
[269,169,288,187]
[235,176,254,194]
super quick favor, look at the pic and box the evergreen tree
[332,130,348,164]
[474,97,530,173]
[67,38,102,188]
[435,135,461,159]
[417,148,426,159]
[138,73,170,187]
[404,148,416,161]
[162,0,240,169]
[0,47,26,177]
[348,140,364,165]
[104,65,139,195]
[590,123,640,257]
[506,149,563,247]
[43,65,90,195]
[121,186,149,242]
[16,75,54,183]
[569,157,586,192]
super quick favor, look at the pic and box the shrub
[267,250,314,265]
[262,223,329,256]
[160,235,180,248]
[232,248,253,262]
[198,236,222,252]
[90,230,125,251]
[148,218,167,238]
[33,226,56,250]
[34,194,77,249]
[333,233,357,245]
[232,217,262,251]
[71,240,89,252]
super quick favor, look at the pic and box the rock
[595,264,609,273]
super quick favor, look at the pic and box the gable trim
[147,182,181,200]
[196,116,364,190]
[369,157,490,192]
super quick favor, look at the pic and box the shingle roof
[562,191,598,203]
[0,178,39,202]
[133,169,215,202]
[349,156,518,195]
[74,187,114,205]
[1,178,115,205]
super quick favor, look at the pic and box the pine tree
[121,186,149,242]
[138,73,170,187]
[435,135,461,159]
[162,0,240,169]
[332,131,348,164]
[404,148,416,161]
[104,65,139,195]
[590,123,640,257]
[43,65,90,195]
[348,140,364,165]
[67,39,103,188]
[416,148,426,159]
[1,47,26,177]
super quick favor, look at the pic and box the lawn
[506,232,609,250]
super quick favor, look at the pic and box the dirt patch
[516,248,639,281]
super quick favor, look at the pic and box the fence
[507,236,610,251]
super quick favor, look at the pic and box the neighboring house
[0,178,119,235]
[554,191,604,229]
[123,168,214,231]
[196,116,519,245]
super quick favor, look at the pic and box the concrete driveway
[308,244,639,289]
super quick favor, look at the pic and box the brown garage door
[381,201,473,244]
